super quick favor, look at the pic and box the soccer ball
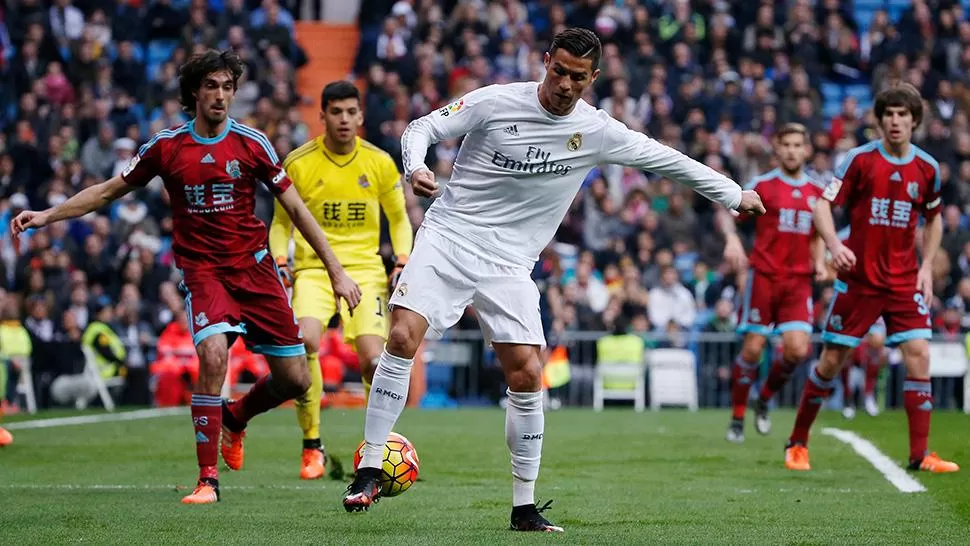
[353,432,420,497]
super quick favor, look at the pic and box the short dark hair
[321,80,361,110]
[874,83,923,127]
[549,27,602,71]
[178,50,245,115]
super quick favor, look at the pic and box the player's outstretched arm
[10,177,134,235]
[268,198,294,286]
[276,185,362,312]
[600,119,763,215]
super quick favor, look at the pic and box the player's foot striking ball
[345,432,419,511]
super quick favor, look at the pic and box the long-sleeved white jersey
[401,81,743,268]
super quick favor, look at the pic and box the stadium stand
[0,0,968,411]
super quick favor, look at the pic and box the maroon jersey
[742,169,825,277]
[122,119,292,269]
[823,140,941,291]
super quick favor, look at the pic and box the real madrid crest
[567,132,583,151]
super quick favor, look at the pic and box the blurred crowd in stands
[2,0,970,410]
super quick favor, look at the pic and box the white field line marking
[821,427,926,493]
[0,484,326,491]
[5,407,188,430]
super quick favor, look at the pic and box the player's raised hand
[916,265,934,306]
[10,209,51,237]
[723,236,748,273]
[410,168,438,198]
[737,190,766,216]
[330,270,362,316]
[828,241,857,272]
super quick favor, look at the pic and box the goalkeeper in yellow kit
[270,81,413,480]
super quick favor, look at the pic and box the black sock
[303,438,322,450]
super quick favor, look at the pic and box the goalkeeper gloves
[389,255,408,292]
[275,256,293,288]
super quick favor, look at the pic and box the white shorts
[389,228,545,347]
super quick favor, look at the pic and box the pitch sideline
[5,407,189,430]
[821,427,926,493]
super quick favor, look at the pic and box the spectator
[648,266,696,331]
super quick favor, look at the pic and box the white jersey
[402,81,742,268]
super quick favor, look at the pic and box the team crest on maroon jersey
[906,182,919,200]
[226,159,241,179]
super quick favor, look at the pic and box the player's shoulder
[835,140,880,176]
[358,138,394,163]
[141,122,191,153]
[283,137,321,170]
[228,119,278,160]
[744,168,782,191]
[910,144,940,172]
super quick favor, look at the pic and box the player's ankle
[303,438,322,450]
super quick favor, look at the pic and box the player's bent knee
[901,339,931,377]
[741,335,766,361]
[386,323,420,359]
[783,342,810,363]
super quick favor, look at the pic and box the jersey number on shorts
[375,295,384,317]
[913,293,930,316]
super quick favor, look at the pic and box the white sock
[505,388,543,507]
[361,349,413,469]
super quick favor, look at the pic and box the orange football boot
[0,426,12,447]
[911,452,959,473]
[785,444,811,471]
[300,449,325,480]
[221,425,245,470]
[181,480,220,504]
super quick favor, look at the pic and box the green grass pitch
[2,408,968,544]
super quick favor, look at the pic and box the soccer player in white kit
[343,28,766,530]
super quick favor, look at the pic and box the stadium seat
[927,342,970,414]
[80,346,125,411]
[593,361,647,412]
[646,349,698,411]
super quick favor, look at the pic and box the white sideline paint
[5,407,188,430]
[821,427,926,493]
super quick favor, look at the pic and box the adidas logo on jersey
[890,171,902,182]
[504,124,519,136]
[196,431,209,443]
[201,153,215,164]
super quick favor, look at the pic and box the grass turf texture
[2,408,968,544]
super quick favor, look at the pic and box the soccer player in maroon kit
[784,84,958,473]
[10,50,364,502]
[718,123,829,443]
[841,320,889,419]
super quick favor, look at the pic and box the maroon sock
[190,393,222,480]
[227,374,286,429]
[731,355,759,420]
[788,366,836,446]
[842,366,853,406]
[903,377,933,463]
[759,356,799,402]
[864,364,881,397]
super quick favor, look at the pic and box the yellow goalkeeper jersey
[269,136,412,273]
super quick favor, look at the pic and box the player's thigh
[298,316,324,353]
[737,270,775,337]
[292,269,338,327]
[882,288,933,347]
[775,277,815,336]
[344,274,389,345]
[820,280,883,349]
[233,253,306,359]
[472,266,545,347]
[388,229,475,339]
[179,269,245,347]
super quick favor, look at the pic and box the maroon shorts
[737,270,814,336]
[178,249,304,357]
[821,278,931,348]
